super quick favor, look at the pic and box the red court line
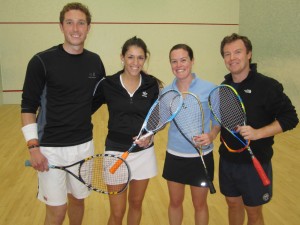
[0,22,57,24]
[0,21,239,26]
[3,90,23,92]
[92,22,239,26]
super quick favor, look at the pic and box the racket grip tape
[109,152,129,174]
[208,180,216,194]
[204,168,216,194]
[252,157,271,186]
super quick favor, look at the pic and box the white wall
[240,0,300,113]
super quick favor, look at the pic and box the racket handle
[252,157,271,186]
[25,160,32,167]
[207,180,216,194]
[203,167,216,194]
[109,152,129,174]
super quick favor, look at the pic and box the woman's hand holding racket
[133,134,154,148]
[193,133,213,148]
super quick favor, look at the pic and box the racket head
[144,89,183,133]
[208,84,246,129]
[208,84,249,152]
[79,153,131,195]
[174,92,209,151]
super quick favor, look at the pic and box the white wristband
[21,123,38,142]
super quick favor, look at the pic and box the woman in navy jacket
[92,36,160,225]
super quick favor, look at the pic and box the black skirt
[162,151,214,187]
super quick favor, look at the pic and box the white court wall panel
[0,0,239,104]
[240,0,300,113]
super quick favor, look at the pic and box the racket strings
[79,156,129,193]
[145,91,182,132]
[210,87,245,130]
[175,94,203,142]
[209,86,249,152]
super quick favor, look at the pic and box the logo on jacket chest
[88,72,97,79]
[142,91,148,98]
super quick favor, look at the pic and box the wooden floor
[0,104,299,225]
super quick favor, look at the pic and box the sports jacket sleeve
[264,80,299,132]
[21,55,46,113]
[91,78,106,114]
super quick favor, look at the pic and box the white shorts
[106,146,157,180]
[37,140,94,206]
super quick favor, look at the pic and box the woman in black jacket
[92,36,161,225]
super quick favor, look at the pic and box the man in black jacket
[218,33,298,225]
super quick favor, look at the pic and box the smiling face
[223,39,252,79]
[59,9,90,54]
[169,48,194,81]
[121,45,146,77]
